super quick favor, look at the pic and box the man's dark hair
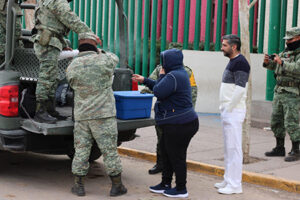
[222,34,241,51]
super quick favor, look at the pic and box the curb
[118,147,300,194]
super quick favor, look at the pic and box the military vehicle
[0,0,154,161]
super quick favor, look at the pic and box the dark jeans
[160,118,199,190]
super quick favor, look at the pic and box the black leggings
[160,118,199,190]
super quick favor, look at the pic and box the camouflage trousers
[34,43,60,102]
[72,117,122,176]
[271,92,300,142]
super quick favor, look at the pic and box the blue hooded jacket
[143,49,198,125]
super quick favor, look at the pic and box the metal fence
[66,0,298,100]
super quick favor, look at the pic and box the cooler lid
[114,91,154,98]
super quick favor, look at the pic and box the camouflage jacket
[263,47,300,95]
[66,50,119,121]
[33,0,91,50]
[0,0,22,15]
[141,65,198,107]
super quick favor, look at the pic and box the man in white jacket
[215,34,250,195]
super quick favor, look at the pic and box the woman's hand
[132,74,145,83]
[159,68,165,75]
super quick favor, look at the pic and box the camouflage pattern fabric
[263,48,300,96]
[33,0,93,102]
[72,117,122,176]
[34,43,60,101]
[67,50,121,176]
[141,64,198,107]
[0,1,22,64]
[66,50,119,121]
[263,46,300,142]
[271,92,300,142]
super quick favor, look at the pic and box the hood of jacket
[160,48,184,73]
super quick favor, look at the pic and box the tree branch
[248,0,258,9]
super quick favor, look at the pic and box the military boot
[265,137,285,157]
[46,98,67,120]
[34,102,57,124]
[71,175,85,196]
[109,174,127,196]
[284,142,300,162]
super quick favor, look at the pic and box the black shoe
[149,183,171,194]
[148,164,162,175]
[109,174,127,196]
[265,147,285,157]
[71,176,85,196]
[35,102,57,124]
[46,99,67,120]
[34,110,57,124]
[284,150,300,162]
[48,109,67,120]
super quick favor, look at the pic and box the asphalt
[120,113,300,194]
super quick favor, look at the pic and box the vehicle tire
[67,142,102,162]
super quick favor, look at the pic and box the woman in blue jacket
[132,48,199,198]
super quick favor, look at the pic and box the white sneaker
[214,181,227,189]
[218,185,242,194]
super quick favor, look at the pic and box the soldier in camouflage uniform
[66,36,127,197]
[0,0,22,64]
[264,27,300,162]
[141,42,198,174]
[32,0,99,124]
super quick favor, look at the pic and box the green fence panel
[258,0,266,53]
[80,0,85,22]
[103,0,109,50]
[266,0,281,101]
[193,0,201,50]
[205,0,212,51]
[215,0,223,51]
[160,0,168,52]
[72,0,80,49]
[86,0,91,26]
[149,0,158,73]
[292,0,299,27]
[279,0,287,52]
[226,0,233,34]
[142,0,150,77]
[172,0,179,42]
[183,0,191,50]
[68,1,73,45]
[135,0,143,74]
[249,0,254,52]
[97,0,103,46]
[128,0,135,67]
[109,0,116,52]
[91,0,97,33]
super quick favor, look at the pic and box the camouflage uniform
[66,50,122,177]
[32,0,93,103]
[263,46,300,143]
[141,42,198,172]
[0,0,22,64]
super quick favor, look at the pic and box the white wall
[183,50,266,113]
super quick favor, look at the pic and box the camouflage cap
[168,42,183,50]
[78,32,98,42]
[283,27,300,40]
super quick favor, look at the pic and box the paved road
[0,151,299,200]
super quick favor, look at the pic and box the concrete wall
[183,50,266,113]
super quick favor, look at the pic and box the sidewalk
[122,113,300,183]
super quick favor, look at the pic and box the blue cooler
[114,91,154,120]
